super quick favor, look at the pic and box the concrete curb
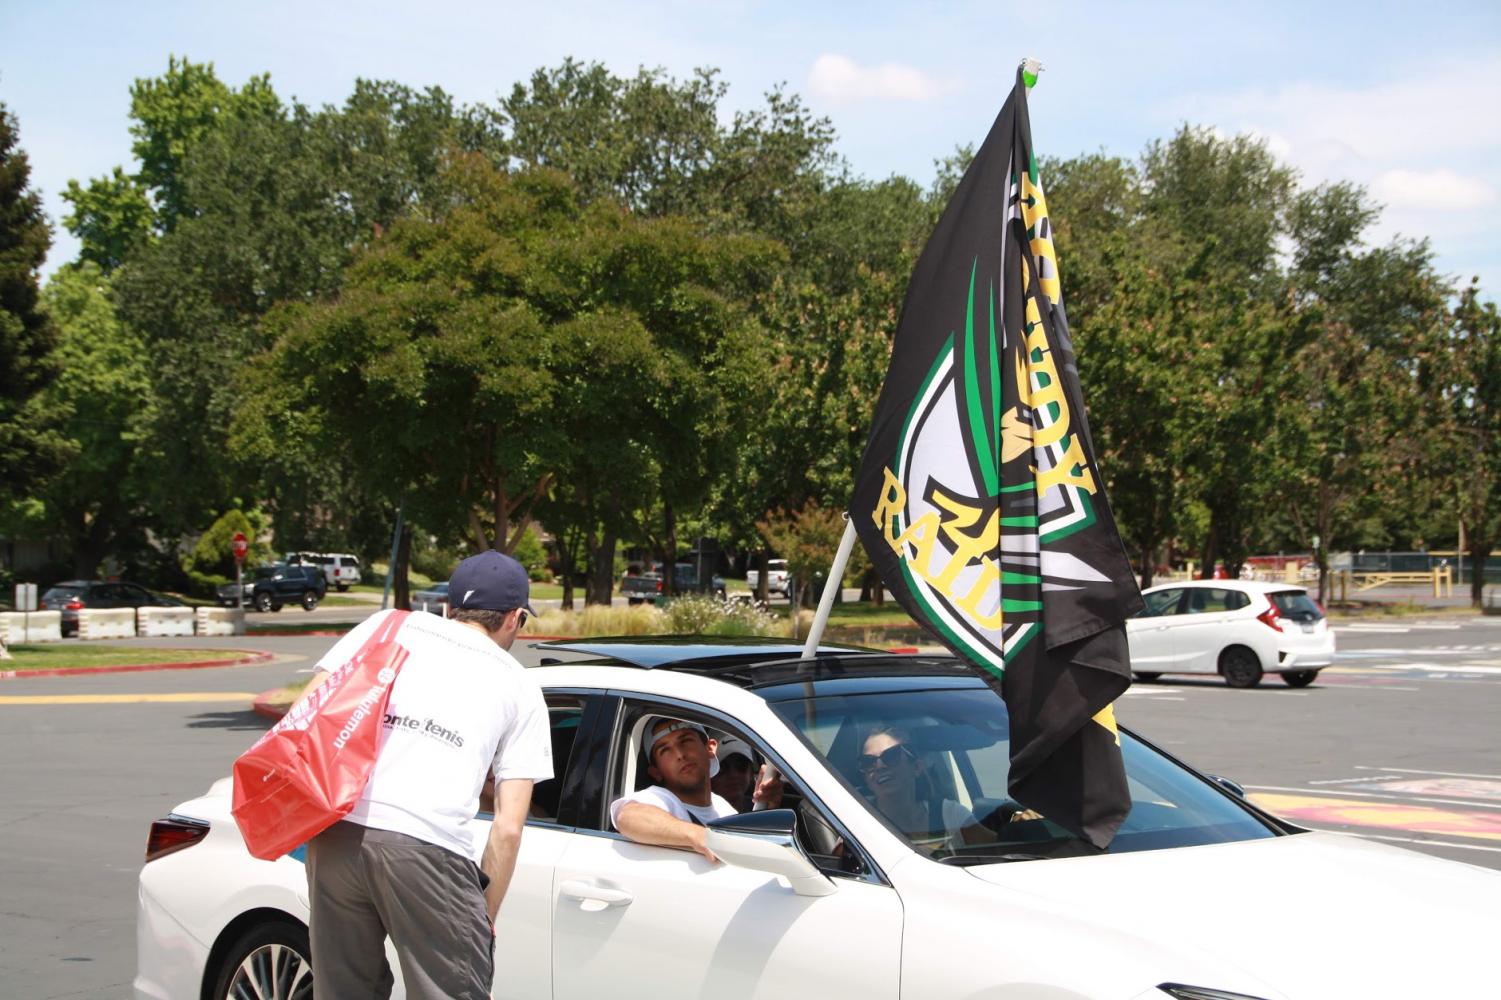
[0,649,275,680]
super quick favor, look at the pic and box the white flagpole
[800,516,859,660]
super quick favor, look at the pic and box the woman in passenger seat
[857,725,993,855]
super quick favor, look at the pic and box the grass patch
[319,595,371,607]
[0,645,249,671]
[259,678,312,714]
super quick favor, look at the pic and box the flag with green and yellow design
[851,68,1142,847]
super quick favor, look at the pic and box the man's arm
[480,778,533,923]
[615,801,719,863]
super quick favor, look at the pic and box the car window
[610,699,869,877]
[1187,588,1241,613]
[768,682,1279,864]
[1138,588,1183,617]
[91,583,124,601]
[120,584,153,603]
[1270,590,1323,622]
[525,695,587,825]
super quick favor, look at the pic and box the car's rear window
[42,585,85,600]
[1271,590,1323,622]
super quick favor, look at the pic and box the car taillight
[1313,599,1326,617]
[65,599,84,610]
[656,580,664,593]
[145,815,210,862]
[1256,598,1284,632]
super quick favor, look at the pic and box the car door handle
[559,880,634,908]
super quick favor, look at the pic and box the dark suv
[41,581,185,637]
[217,564,327,612]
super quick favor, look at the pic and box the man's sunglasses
[514,609,528,629]
[857,745,914,773]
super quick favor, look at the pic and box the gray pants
[306,821,492,1000]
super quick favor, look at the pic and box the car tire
[335,583,349,592]
[1220,646,1263,688]
[301,591,319,611]
[253,592,273,613]
[211,920,313,1000]
[628,597,642,606]
[1132,672,1162,682]
[1282,669,1319,688]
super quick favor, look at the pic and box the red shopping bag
[232,611,410,860]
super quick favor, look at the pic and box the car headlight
[1160,986,1272,1000]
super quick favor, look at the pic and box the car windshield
[767,681,1279,864]
[1270,590,1322,622]
[43,585,85,600]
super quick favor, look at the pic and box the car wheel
[1220,646,1263,688]
[1132,672,1162,682]
[628,597,642,606]
[253,592,273,613]
[301,590,319,611]
[270,603,284,613]
[1282,669,1320,688]
[211,921,313,1000]
[335,583,349,592]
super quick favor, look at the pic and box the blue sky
[4,0,1499,296]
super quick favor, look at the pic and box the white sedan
[1126,580,1336,687]
[136,638,1497,999]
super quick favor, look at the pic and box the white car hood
[964,831,1501,997]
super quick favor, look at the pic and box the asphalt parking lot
[2,612,1498,997]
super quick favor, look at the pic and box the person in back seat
[611,717,781,862]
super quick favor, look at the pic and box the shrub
[529,603,665,637]
[665,595,782,637]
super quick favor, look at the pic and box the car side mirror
[1208,774,1246,798]
[705,809,836,897]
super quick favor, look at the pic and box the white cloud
[1371,168,1498,212]
[807,53,958,103]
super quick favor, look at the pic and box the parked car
[746,557,791,598]
[1126,579,1336,687]
[39,581,185,637]
[135,638,1499,1000]
[411,581,449,615]
[285,552,363,591]
[216,564,326,612]
[620,563,727,604]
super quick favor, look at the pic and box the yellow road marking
[0,693,257,705]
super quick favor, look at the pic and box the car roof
[1143,579,1306,595]
[534,636,982,698]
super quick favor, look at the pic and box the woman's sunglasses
[857,744,914,773]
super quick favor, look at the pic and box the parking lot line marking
[1318,829,1501,855]
[1357,765,1501,781]
[1249,791,1501,841]
[0,693,257,706]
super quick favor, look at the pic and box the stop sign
[232,532,248,562]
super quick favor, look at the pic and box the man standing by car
[302,551,552,1000]
[611,717,780,861]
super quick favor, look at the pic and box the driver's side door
[550,696,902,1000]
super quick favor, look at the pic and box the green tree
[1435,282,1501,606]
[0,104,71,504]
[28,264,157,576]
[60,167,154,272]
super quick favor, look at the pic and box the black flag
[851,69,1142,847]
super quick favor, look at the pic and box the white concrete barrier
[0,610,64,643]
[77,607,137,640]
[196,607,246,636]
[138,606,196,637]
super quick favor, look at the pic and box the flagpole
[799,516,858,660]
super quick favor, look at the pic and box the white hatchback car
[135,638,1497,1000]
[1126,580,1336,688]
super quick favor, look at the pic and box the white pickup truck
[746,558,790,598]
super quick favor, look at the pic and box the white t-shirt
[609,785,737,830]
[314,609,553,858]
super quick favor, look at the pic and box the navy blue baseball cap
[448,551,535,614]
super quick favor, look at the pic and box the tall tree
[1435,282,1501,606]
[30,264,157,577]
[0,104,71,505]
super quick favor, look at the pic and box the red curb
[0,649,275,680]
[253,689,288,721]
[248,630,346,637]
[886,646,920,654]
